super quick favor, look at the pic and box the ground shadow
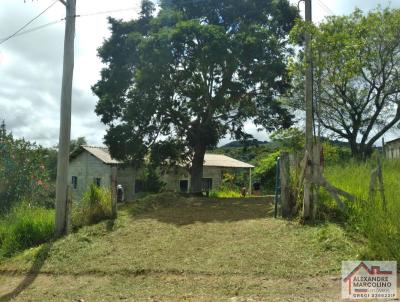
[128,197,275,226]
[0,242,53,302]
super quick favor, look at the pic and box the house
[68,146,254,201]
[385,138,400,159]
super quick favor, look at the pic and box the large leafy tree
[93,0,298,192]
[289,9,400,158]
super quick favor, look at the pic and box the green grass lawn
[0,195,360,301]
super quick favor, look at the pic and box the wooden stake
[280,152,290,218]
[111,166,118,218]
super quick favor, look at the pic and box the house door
[202,178,213,191]
[180,180,189,192]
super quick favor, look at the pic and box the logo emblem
[342,261,397,299]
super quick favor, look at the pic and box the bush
[0,204,54,257]
[253,151,280,194]
[71,184,113,229]
[209,186,242,198]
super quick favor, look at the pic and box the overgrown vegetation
[209,187,242,198]
[0,122,54,212]
[323,158,400,261]
[71,184,113,230]
[0,204,54,257]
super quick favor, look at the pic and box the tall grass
[0,204,54,257]
[71,184,113,230]
[324,159,400,261]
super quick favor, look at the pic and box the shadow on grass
[0,242,52,302]
[128,197,275,226]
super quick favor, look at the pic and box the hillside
[0,194,359,301]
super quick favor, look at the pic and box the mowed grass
[0,194,359,301]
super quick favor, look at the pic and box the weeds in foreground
[0,204,54,257]
[324,159,400,261]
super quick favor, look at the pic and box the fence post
[111,166,118,218]
[312,144,321,221]
[274,157,280,218]
[280,152,290,218]
[66,185,72,234]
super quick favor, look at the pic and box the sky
[0,0,400,148]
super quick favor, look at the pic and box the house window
[94,178,101,187]
[71,176,78,189]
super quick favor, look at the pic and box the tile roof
[80,145,122,165]
[203,154,254,168]
[74,146,254,168]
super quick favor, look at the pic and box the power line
[316,0,335,16]
[77,6,141,18]
[0,0,59,46]
[0,6,143,44]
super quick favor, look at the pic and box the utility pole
[55,0,76,237]
[303,0,313,220]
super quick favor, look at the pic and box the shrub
[0,204,54,257]
[71,184,113,229]
[209,187,242,198]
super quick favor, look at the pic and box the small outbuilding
[385,138,400,159]
[68,146,254,201]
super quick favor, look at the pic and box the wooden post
[55,0,76,237]
[280,152,290,218]
[66,185,72,234]
[111,166,118,218]
[248,168,252,196]
[312,144,321,221]
[377,157,386,210]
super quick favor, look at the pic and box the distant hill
[221,140,269,148]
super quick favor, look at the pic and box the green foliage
[289,8,400,158]
[320,141,352,165]
[70,137,87,153]
[71,184,113,230]
[270,128,304,152]
[209,186,242,198]
[0,122,53,212]
[253,151,280,194]
[135,166,165,193]
[0,204,54,257]
[323,159,400,261]
[93,0,298,188]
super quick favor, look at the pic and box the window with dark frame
[72,176,78,189]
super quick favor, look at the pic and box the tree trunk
[190,144,206,194]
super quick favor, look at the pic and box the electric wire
[0,0,59,45]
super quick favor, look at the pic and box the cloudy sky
[0,0,399,148]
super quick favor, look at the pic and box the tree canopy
[93,0,298,192]
[0,121,53,212]
[289,8,400,158]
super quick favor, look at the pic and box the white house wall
[68,152,111,201]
